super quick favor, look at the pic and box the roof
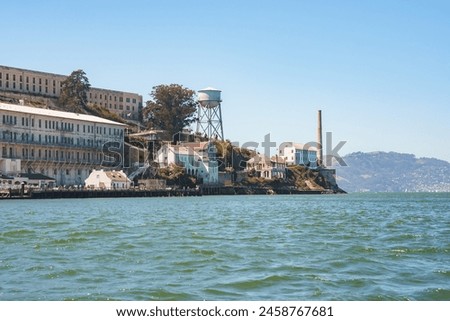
[104,171,130,182]
[247,154,271,165]
[199,87,221,92]
[170,146,194,156]
[128,129,165,137]
[16,173,56,181]
[292,143,318,152]
[179,141,209,151]
[0,102,125,126]
[271,155,286,164]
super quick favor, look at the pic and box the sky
[1,0,449,161]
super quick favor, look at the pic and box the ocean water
[0,193,449,301]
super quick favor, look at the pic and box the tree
[59,69,91,112]
[143,84,198,137]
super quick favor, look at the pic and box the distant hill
[333,152,450,192]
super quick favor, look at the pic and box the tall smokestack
[317,110,323,167]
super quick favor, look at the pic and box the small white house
[85,169,131,190]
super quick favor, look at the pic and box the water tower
[196,87,224,141]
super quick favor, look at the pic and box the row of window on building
[2,145,103,163]
[2,114,123,136]
[0,72,59,85]
[89,92,137,104]
[0,72,140,108]
[1,131,120,150]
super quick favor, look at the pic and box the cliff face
[239,165,345,193]
[334,152,450,192]
[285,166,344,193]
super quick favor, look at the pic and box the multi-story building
[0,65,143,120]
[279,143,318,168]
[246,154,287,179]
[0,102,126,186]
[156,141,219,185]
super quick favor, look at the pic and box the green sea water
[1,193,449,300]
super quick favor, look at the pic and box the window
[126,98,130,103]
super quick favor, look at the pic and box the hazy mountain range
[333,152,450,192]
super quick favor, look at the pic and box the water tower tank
[198,87,221,108]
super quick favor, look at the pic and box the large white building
[156,142,219,185]
[246,154,287,179]
[0,102,126,186]
[279,143,318,168]
[0,65,143,120]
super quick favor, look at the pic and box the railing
[0,138,119,151]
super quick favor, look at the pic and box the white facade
[156,142,219,185]
[0,65,143,120]
[0,102,126,186]
[279,143,318,168]
[246,154,287,180]
[85,169,131,190]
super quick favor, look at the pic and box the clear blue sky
[2,0,449,161]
